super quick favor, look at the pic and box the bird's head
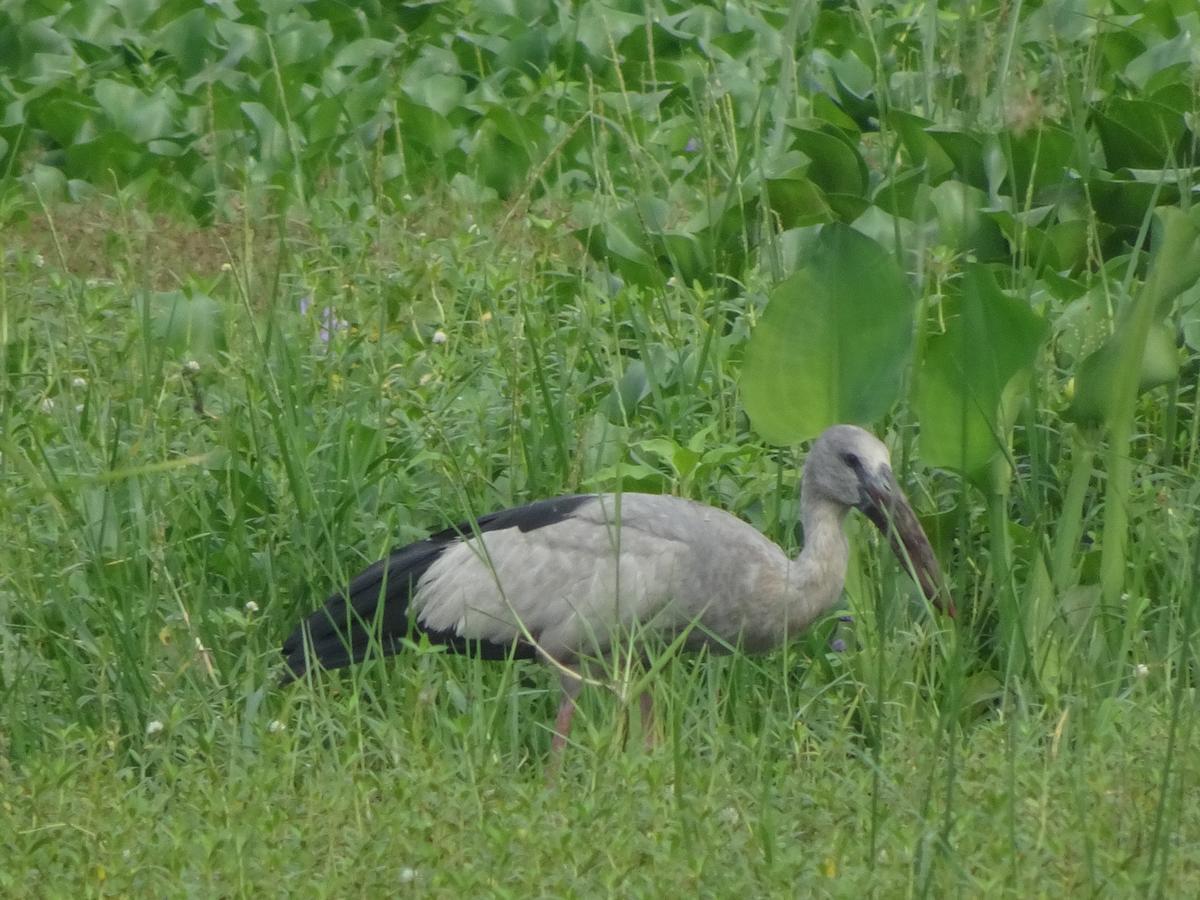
[805,425,956,617]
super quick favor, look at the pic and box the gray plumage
[281,425,953,749]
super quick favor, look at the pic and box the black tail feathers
[279,540,444,683]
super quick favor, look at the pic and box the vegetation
[2,0,1198,893]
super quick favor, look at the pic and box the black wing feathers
[279,495,593,681]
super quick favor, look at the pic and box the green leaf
[765,175,833,229]
[926,181,1007,260]
[1094,98,1186,169]
[788,127,867,197]
[137,290,227,360]
[1066,205,1200,425]
[1065,322,1178,426]
[94,80,176,142]
[741,224,916,444]
[916,266,1048,483]
[1143,205,1200,315]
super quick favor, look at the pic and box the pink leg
[551,692,577,755]
[639,691,657,749]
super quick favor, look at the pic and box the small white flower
[75,404,84,414]
[397,868,417,883]
[717,806,740,827]
[1134,664,1150,679]
[244,600,260,614]
[431,329,447,345]
[39,397,55,413]
[71,376,88,389]
[220,262,233,272]
[183,360,201,375]
[32,252,45,268]
[146,720,164,736]
[268,720,286,734]
[418,373,434,386]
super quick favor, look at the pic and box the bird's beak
[858,467,956,618]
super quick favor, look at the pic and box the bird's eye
[840,452,861,470]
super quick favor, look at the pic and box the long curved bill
[861,467,956,618]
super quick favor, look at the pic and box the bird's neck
[785,494,851,623]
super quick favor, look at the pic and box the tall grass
[3,10,1200,898]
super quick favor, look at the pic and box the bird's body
[281,425,953,750]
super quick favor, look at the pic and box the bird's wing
[412,495,699,660]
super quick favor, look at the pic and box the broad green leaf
[889,110,954,180]
[94,80,176,142]
[788,127,867,197]
[137,290,227,360]
[1002,126,1076,198]
[1087,174,1182,229]
[741,224,916,444]
[765,175,833,228]
[1124,28,1196,89]
[926,128,988,189]
[404,73,465,116]
[1144,204,1200,315]
[240,102,291,166]
[926,181,1007,260]
[601,359,652,422]
[1094,98,1186,169]
[1065,322,1179,425]
[1067,206,1200,425]
[916,266,1048,483]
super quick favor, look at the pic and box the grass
[2,192,1197,896]
[3,0,1200,884]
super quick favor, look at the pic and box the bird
[280,424,954,752]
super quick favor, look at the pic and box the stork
[280,425,954,751]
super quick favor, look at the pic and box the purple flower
[299,295,347,344]
[318,307,348,343]
[684,137,701,153]
[837,615,854,623]
[830,638,847,653]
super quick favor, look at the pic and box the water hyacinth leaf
[873,166,927,219]
[94,80,176,142]
[1065,323,1179,426]
[811,93,860,136]
[1002,126,1076,198]
[926,180,1007,260]
[240,102,291,167]
[1123,28,1196,90]
[741,224,916,444]
[601,359,652,423]
[1066,206,1200,424]
[888,110,954,180]
[788,128,867,198]
[1180,283,1200,351]
[138,290,227,360]
[1087,175,1182,229]
[925,128,988,189]
[1143,204,1200,315]
[916,266,1048,483]
[765,174,833,228]
[1094,98,1187,170]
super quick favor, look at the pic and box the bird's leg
[549,668,583,764]
[551,692,577,755]
[638,690,657,750]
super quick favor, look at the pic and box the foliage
[2,0,1200,893]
